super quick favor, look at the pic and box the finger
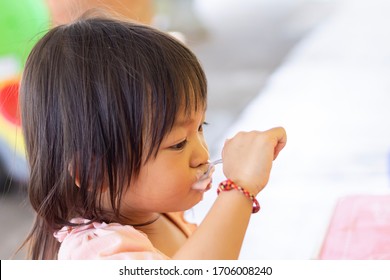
[274,139,287,159]
[267,127,287,160]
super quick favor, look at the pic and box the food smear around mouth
[191,166,215,191]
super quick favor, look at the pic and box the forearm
[173,190,252,260]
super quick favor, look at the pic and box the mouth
[191,177,212,192]
[204,180,212,191]
[191,166,215,191]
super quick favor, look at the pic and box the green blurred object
[0,0,50,68]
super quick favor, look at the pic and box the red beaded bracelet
[217,179,260,213]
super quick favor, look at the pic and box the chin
[176,196,204,212]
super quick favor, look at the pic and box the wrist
[227,178,261,196]
[217,179,260,213]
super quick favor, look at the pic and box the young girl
[20,14,286,259]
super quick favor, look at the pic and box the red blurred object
[0,80,21,126]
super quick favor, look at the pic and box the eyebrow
[174,117,196,127]
[173,105,206,126]
[174,110,206,128]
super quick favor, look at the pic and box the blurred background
[2,0,389,259]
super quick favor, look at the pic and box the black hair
[19,15,207,259]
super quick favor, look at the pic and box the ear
[68,163,81,188]
[68,158,110,193]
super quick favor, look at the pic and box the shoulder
[54,218,168,260]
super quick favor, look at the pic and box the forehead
[173,107,206,127]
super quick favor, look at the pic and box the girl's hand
[221,127,287,196]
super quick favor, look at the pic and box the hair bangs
[131,29,207,160]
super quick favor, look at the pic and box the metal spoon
[204,158,223,177]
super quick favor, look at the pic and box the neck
[117,212,162,227]
[132,213,161,227]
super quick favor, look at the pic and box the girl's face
[120,108,210,220]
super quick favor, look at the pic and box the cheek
[124,151,205,212]
[153,168,193,195]
[130,171,200,212]
[137,161,193,196]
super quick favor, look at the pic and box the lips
[191,166,215,191]
[191,177,212,191]
[204,179,212,191]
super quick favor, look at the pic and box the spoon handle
[210,158,223,166]
[205,158,223,176]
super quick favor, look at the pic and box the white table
[191,0,390,259]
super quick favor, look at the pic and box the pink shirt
[54,213,196,260]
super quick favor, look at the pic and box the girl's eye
[170,139,187,150]
[199,121,209,132]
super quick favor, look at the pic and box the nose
[190,135,209,169]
